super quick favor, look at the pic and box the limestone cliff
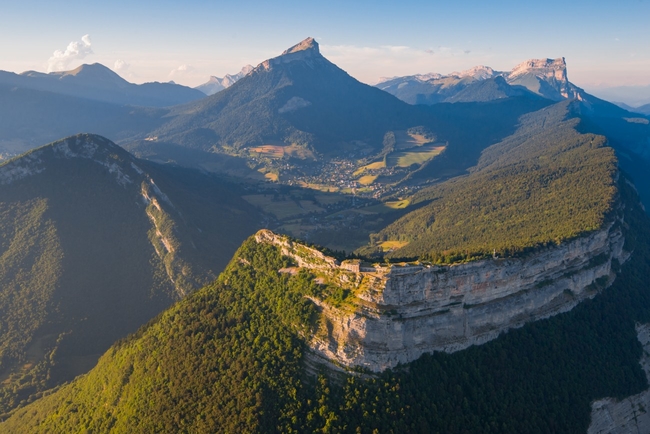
[255,219,628,372]
[589,323,650,434]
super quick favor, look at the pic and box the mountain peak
[506,57,583,101]
[451,65,499,80]
[195,65,254,95]
[282,37,319,55]
[256,37,324,72]
[509,57,567,80]
[51,63,125,82]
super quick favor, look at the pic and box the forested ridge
[0,135,263,418]
[3,178,650,433]
[363,103,619,263]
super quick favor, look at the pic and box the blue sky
[2,0,649,97]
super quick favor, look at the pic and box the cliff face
[589,323,650,434]
[256,219,628,372]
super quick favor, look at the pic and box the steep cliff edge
[589,323,650,434]
[255,219,628,372]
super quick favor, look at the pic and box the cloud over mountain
[47,35,93,72]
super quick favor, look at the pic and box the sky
[1,0,649,103]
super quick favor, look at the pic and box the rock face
[258,37,323,71]
[256,221,627,372]
[375,56,586,105]
[506,57,583,101]
[589,323,650,434]
[195,65,254,96]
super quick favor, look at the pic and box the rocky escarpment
[256,220,628,372]
[589,323,650,434]
[506,57,584,101]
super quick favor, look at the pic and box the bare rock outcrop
[256,220,628,372]
[589,323,650,434]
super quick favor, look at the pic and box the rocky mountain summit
[195,64,254,95]
[256,36,325,71]
[507,57,583,101]
[376,56,584,104]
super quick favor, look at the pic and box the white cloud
[114,59,129,72]
[168,64,198,83]
[47,35,93,72]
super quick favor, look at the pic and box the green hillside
[0,134,262,416]
[361,102,618,262]
[3,181,650,433]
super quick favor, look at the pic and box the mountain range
[375,57,584,105]
[147,37,429,157]
[1,37,650,433]
[615,102,650,115]
[0,63,205,107]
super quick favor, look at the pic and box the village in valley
[239,130,445,254]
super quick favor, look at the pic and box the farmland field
[380,240,409,251]
[387,143,446,168]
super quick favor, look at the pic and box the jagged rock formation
[507,57,583,101]
[589,323,650,433]
[195,65,253,95]
[255,37,324,72]
[256,220,627,372]
[376,56,585,104]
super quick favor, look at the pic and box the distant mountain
[636,103,650,115]
[613,101,641,112]
[0,63,206,107]
[445,76,541,103]
[376,57,583,105]
[195,65,254,95]
[506,58,583,101]
[0,134,261,415]
[151,37,428,156]
[584,84,650,108]
[0,83,165,157]
[614,101,650,115]
[375,66,507,105]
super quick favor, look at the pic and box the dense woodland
[4,179,650,433]
[364,103,619,263]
